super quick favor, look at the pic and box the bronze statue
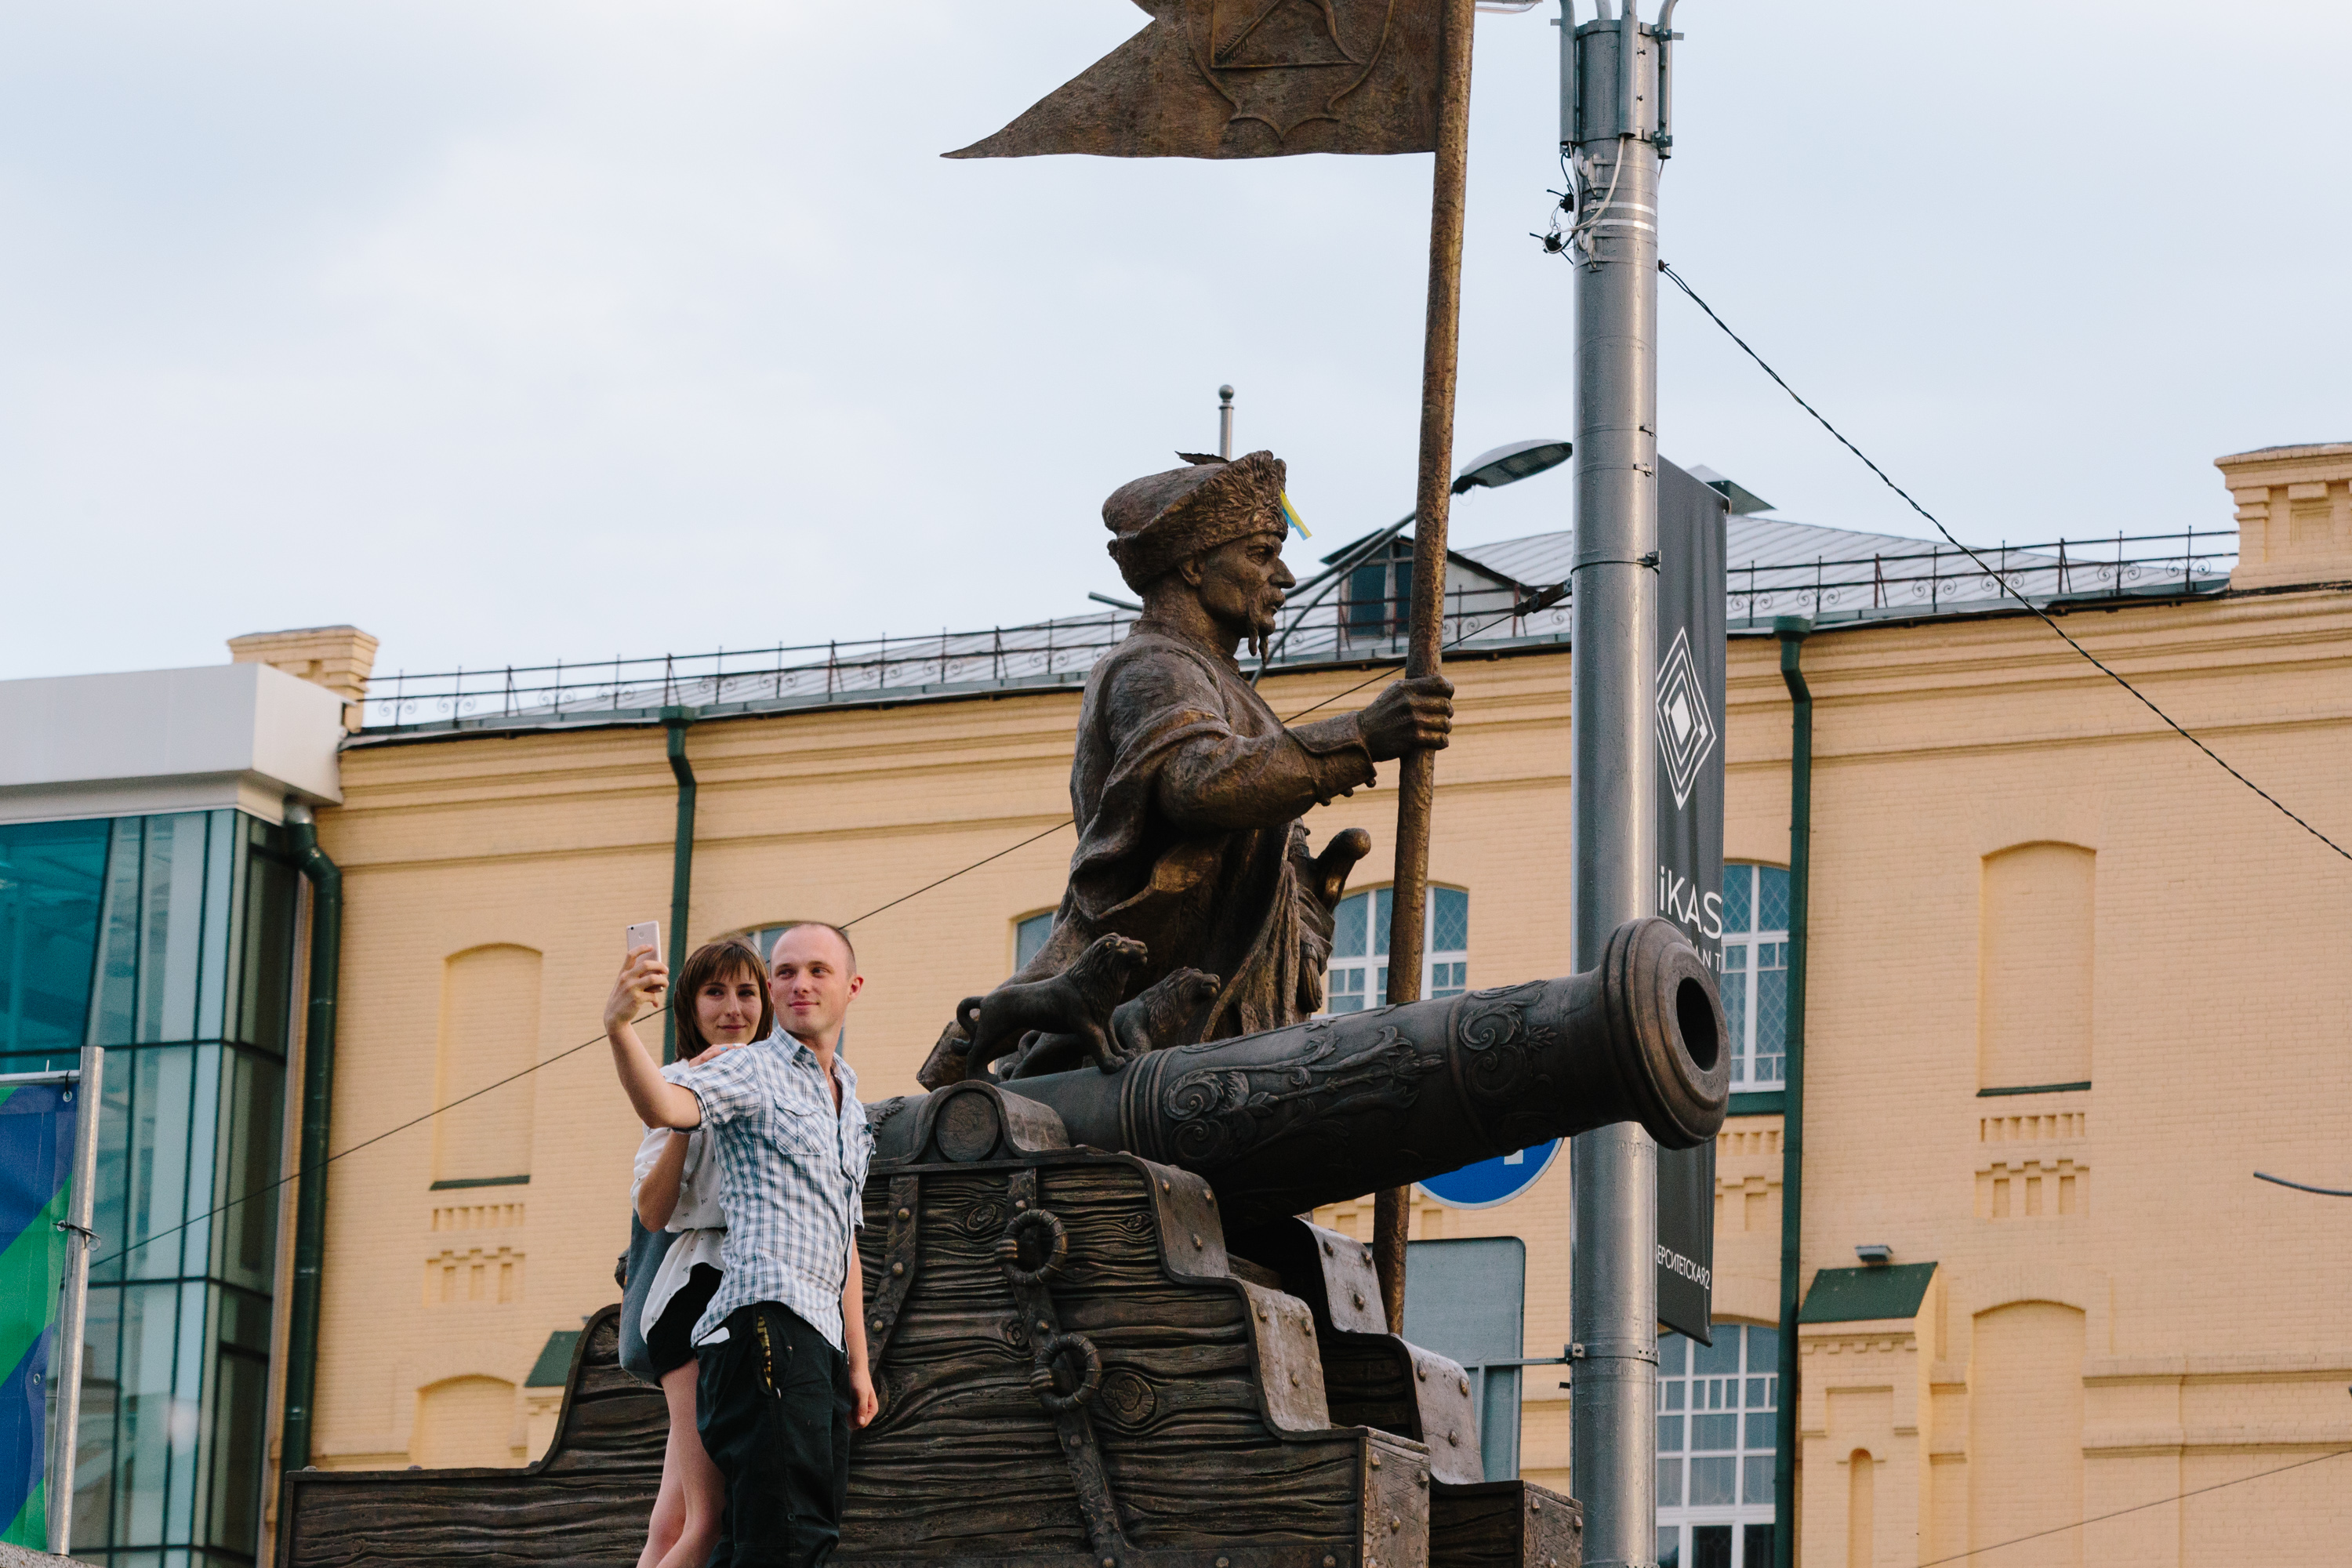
[921,449,1454,1086]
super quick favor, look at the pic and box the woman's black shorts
[644,1264,724,1377]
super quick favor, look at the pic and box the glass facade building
[0,811,299,1567]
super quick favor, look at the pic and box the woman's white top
[633,1058,729,1338]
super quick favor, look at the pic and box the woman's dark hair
[674,939,774,1059]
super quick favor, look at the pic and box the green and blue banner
[0,1080,78,1548]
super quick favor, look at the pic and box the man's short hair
[773,921,857,974]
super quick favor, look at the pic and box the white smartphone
[626,920,661,957]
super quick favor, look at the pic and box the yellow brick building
[264,445,2352,1564]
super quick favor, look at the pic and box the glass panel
[1432,887,1468,953]
[1014,913,1054,972]
[1689,1460,1737,1508]
[0,818,111,1066]
[1745,1377,1769,1409]
[1757,866,1790,933]
[206,1350,267,1551]
[1392,561,1414,635]
[1722,866,1751,935]
[1695,1328,1741,1376]
[118,1047,198,1284]
[107,1282,185,1547]
[1692,1525,1733,1568]
[195,812,233,1041]
[1657,1415,1684,1451]
[139,815,209,1044]
[1744,1413,1775,1448]
[1656,1457,1683,1508]
[1664,1380,1685,1411]
[1327,966,1367,1014]
[216,1051,284,1292]
[1742,1454,1775,1506]
[169,1278,207,1541]
[1658,1332,1686,1376]
[1754,953,1788,1084]
[1429,960,1466,1000]
[1721,945,1748,1083]
[92,818,143,1047]
[1374,964,1387,1004]
[70,1283,121,1551]
[1692,1414,1737,1451]
[1741,1523,1775,1568]
[180,1045,223,1278]
[1747,1325,1777,1371]
[1372,888,1393,957]
[1333,893,1368,960]
[1657,1525,1681,1568]
[236,848,297,1054]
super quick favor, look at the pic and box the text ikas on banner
[948,0,1443,160]
[1653,460,1727,1344]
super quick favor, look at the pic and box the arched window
[1656,1322,1779,1568]
[1322,886,1468,1014]
[1720,865,1789,1091]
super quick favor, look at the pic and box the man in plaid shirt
[608,923,879,1568]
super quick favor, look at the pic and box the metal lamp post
[1562,4,1679,1566]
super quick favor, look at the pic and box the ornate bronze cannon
[872,915,1728,1229]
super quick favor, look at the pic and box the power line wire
[1913,1444,2352,1566]
[1657,259,2351,866]
[89,604,1526,1269]
[87,1005,671,1272]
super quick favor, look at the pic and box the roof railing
[355,526,2234,734]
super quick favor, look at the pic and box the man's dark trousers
[697,1301,852,1568]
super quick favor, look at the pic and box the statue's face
[1183,529,1294,641]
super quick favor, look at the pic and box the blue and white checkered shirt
[676,1030,872,1352]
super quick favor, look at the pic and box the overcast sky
[5,2,2349,684]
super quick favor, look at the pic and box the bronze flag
[947,0,1440,160]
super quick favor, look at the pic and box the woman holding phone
[618,936,772,1568]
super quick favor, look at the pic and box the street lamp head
[1452,437,1573,495]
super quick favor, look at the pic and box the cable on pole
[1655,259,2351,867]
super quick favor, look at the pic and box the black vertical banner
[1653,460,1726,1342]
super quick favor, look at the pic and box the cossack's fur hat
[1102,450,1287,592]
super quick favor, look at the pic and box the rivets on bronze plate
[890,1261,905,1276]
[1352,1290,1365,1308]
[1324,1555,1338,1566]
[1530,1498,1541,1512]
[1389,1516,1401,1533]
[870,1317,883,1331]
[1369,1454,1381,1469]
[1258,1308,1269,1322]
[1217,1559,1231,1567]
[1014,1198,1027,1210]
[895,1207,910,1221]
[1448,1430,1460,1446]
[1160,1179,1171,1192]
[1191,1233,1203,1248]
[1322,1240,1333,1256]
[1036,1319,1051,1333]
[1458,1377,1469,1396]
[1289,1371,1300,1387]
[1415,1365,1427,1381]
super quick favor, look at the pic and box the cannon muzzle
[872,916,1727,1228]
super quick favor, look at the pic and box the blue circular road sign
[1415,1139,1563,1209]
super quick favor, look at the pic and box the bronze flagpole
[1374,0,1479,1334]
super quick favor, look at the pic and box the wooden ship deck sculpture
[278,917,1726,1568]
